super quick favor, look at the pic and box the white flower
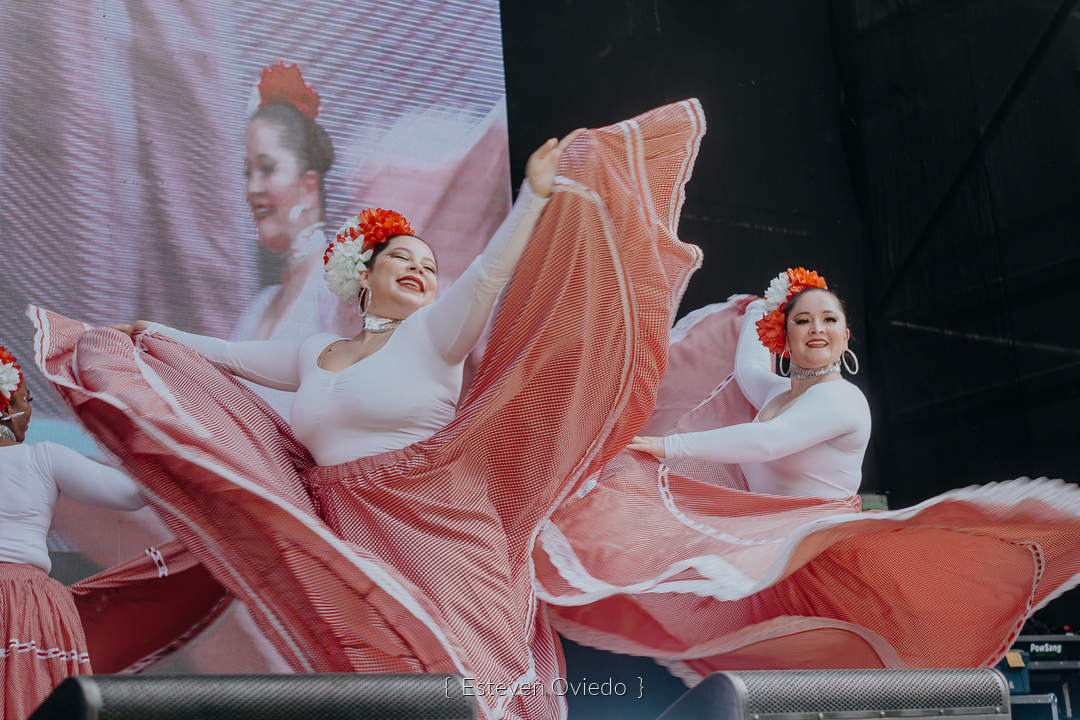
[0,362,19,400]
[246,83,262,117]
[762,272,791,313]
[338,216,362,235]
[323,236,373,301]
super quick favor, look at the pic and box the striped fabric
[535,299,1080,684]
[31,99,707,720]
[0,563,89,720]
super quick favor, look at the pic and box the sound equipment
[30,673,477,720]
[1019,635,1080,666]
[658,668,1010,720]
[1015,635,1080,719]
[1012,694,1061,720]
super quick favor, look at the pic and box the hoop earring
[357,286,370,316]
[842,348,859,375]
[778,348,791,377]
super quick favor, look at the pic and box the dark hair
[368,234,438,270]
[250,103,335,214]
[783,286,848,324]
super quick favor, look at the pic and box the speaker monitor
[30,673,477,720]
[658,668,1011,720]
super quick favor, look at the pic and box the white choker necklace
[286,223,326,266]
[363,314,402,333]
[790,359,841,380]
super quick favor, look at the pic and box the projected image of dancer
[32,99,708,720]
[533,268,1080,685]
[0,347,145,720]
[234,62,359,418]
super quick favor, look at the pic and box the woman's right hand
[627,436,666,458]
[108,321,151,337]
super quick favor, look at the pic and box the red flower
[755,311,788,356]
[323,209,414,265]
[0,345,23,413]
[786,267,828,297]
[355,208,414,252]
[258,62,320,119]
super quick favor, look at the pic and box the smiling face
[244,117,320,253]
[785,289,849,369]
[2,382,32,442]
[360,235,439,319]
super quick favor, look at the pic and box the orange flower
[786,267,828,298]
[258,62,320,119]
[755,311,787,355]
[355,208,414,252]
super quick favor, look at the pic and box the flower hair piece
[0,346,23,413]
[323,208,414,300]
[252,61,320,119]
[755,267,829,355]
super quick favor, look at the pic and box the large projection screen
[1,0,509,672]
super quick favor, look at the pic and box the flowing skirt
[534,299,1080,685]
[30,99,707,720]
[0,563,89,720]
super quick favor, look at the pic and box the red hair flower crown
[323,208,414,300]
[0,346,23,413]
[251,61,320,119]
[755,267,829,355]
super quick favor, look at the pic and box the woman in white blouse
[0,349,143,720]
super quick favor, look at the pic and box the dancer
[0,347,145,720]
[32,99,708,720]
[533,268,1080,685]
[627,268,869,497]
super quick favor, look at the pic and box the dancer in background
[628,268,869,497]
[533,267,1080,685]
[0,346,144,720]
[33,99,708,720]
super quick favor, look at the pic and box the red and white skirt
[30,99,707,720]
[0,563,89,720]
[534,298,1080,685]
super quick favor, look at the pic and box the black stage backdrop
[502,0,1079,631]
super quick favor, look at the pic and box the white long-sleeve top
[148,182,548,466]
[664,299,870,498]
[0,442,145,572]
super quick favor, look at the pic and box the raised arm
[144,323,303,391]
[43,442,145,510]
[424,130,582,364]
[734,299,788,409]
[425,181,548,363]
[662,383,866,464]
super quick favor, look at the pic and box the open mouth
[251,204,273,220]
[397,275,425,293]
[806,340,829,348]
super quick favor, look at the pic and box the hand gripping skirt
[29,99,707,720]
[0,563,89,720]
[533,298,1080,686]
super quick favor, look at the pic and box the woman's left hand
[627,435,666,458]
[526,128,585,198]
